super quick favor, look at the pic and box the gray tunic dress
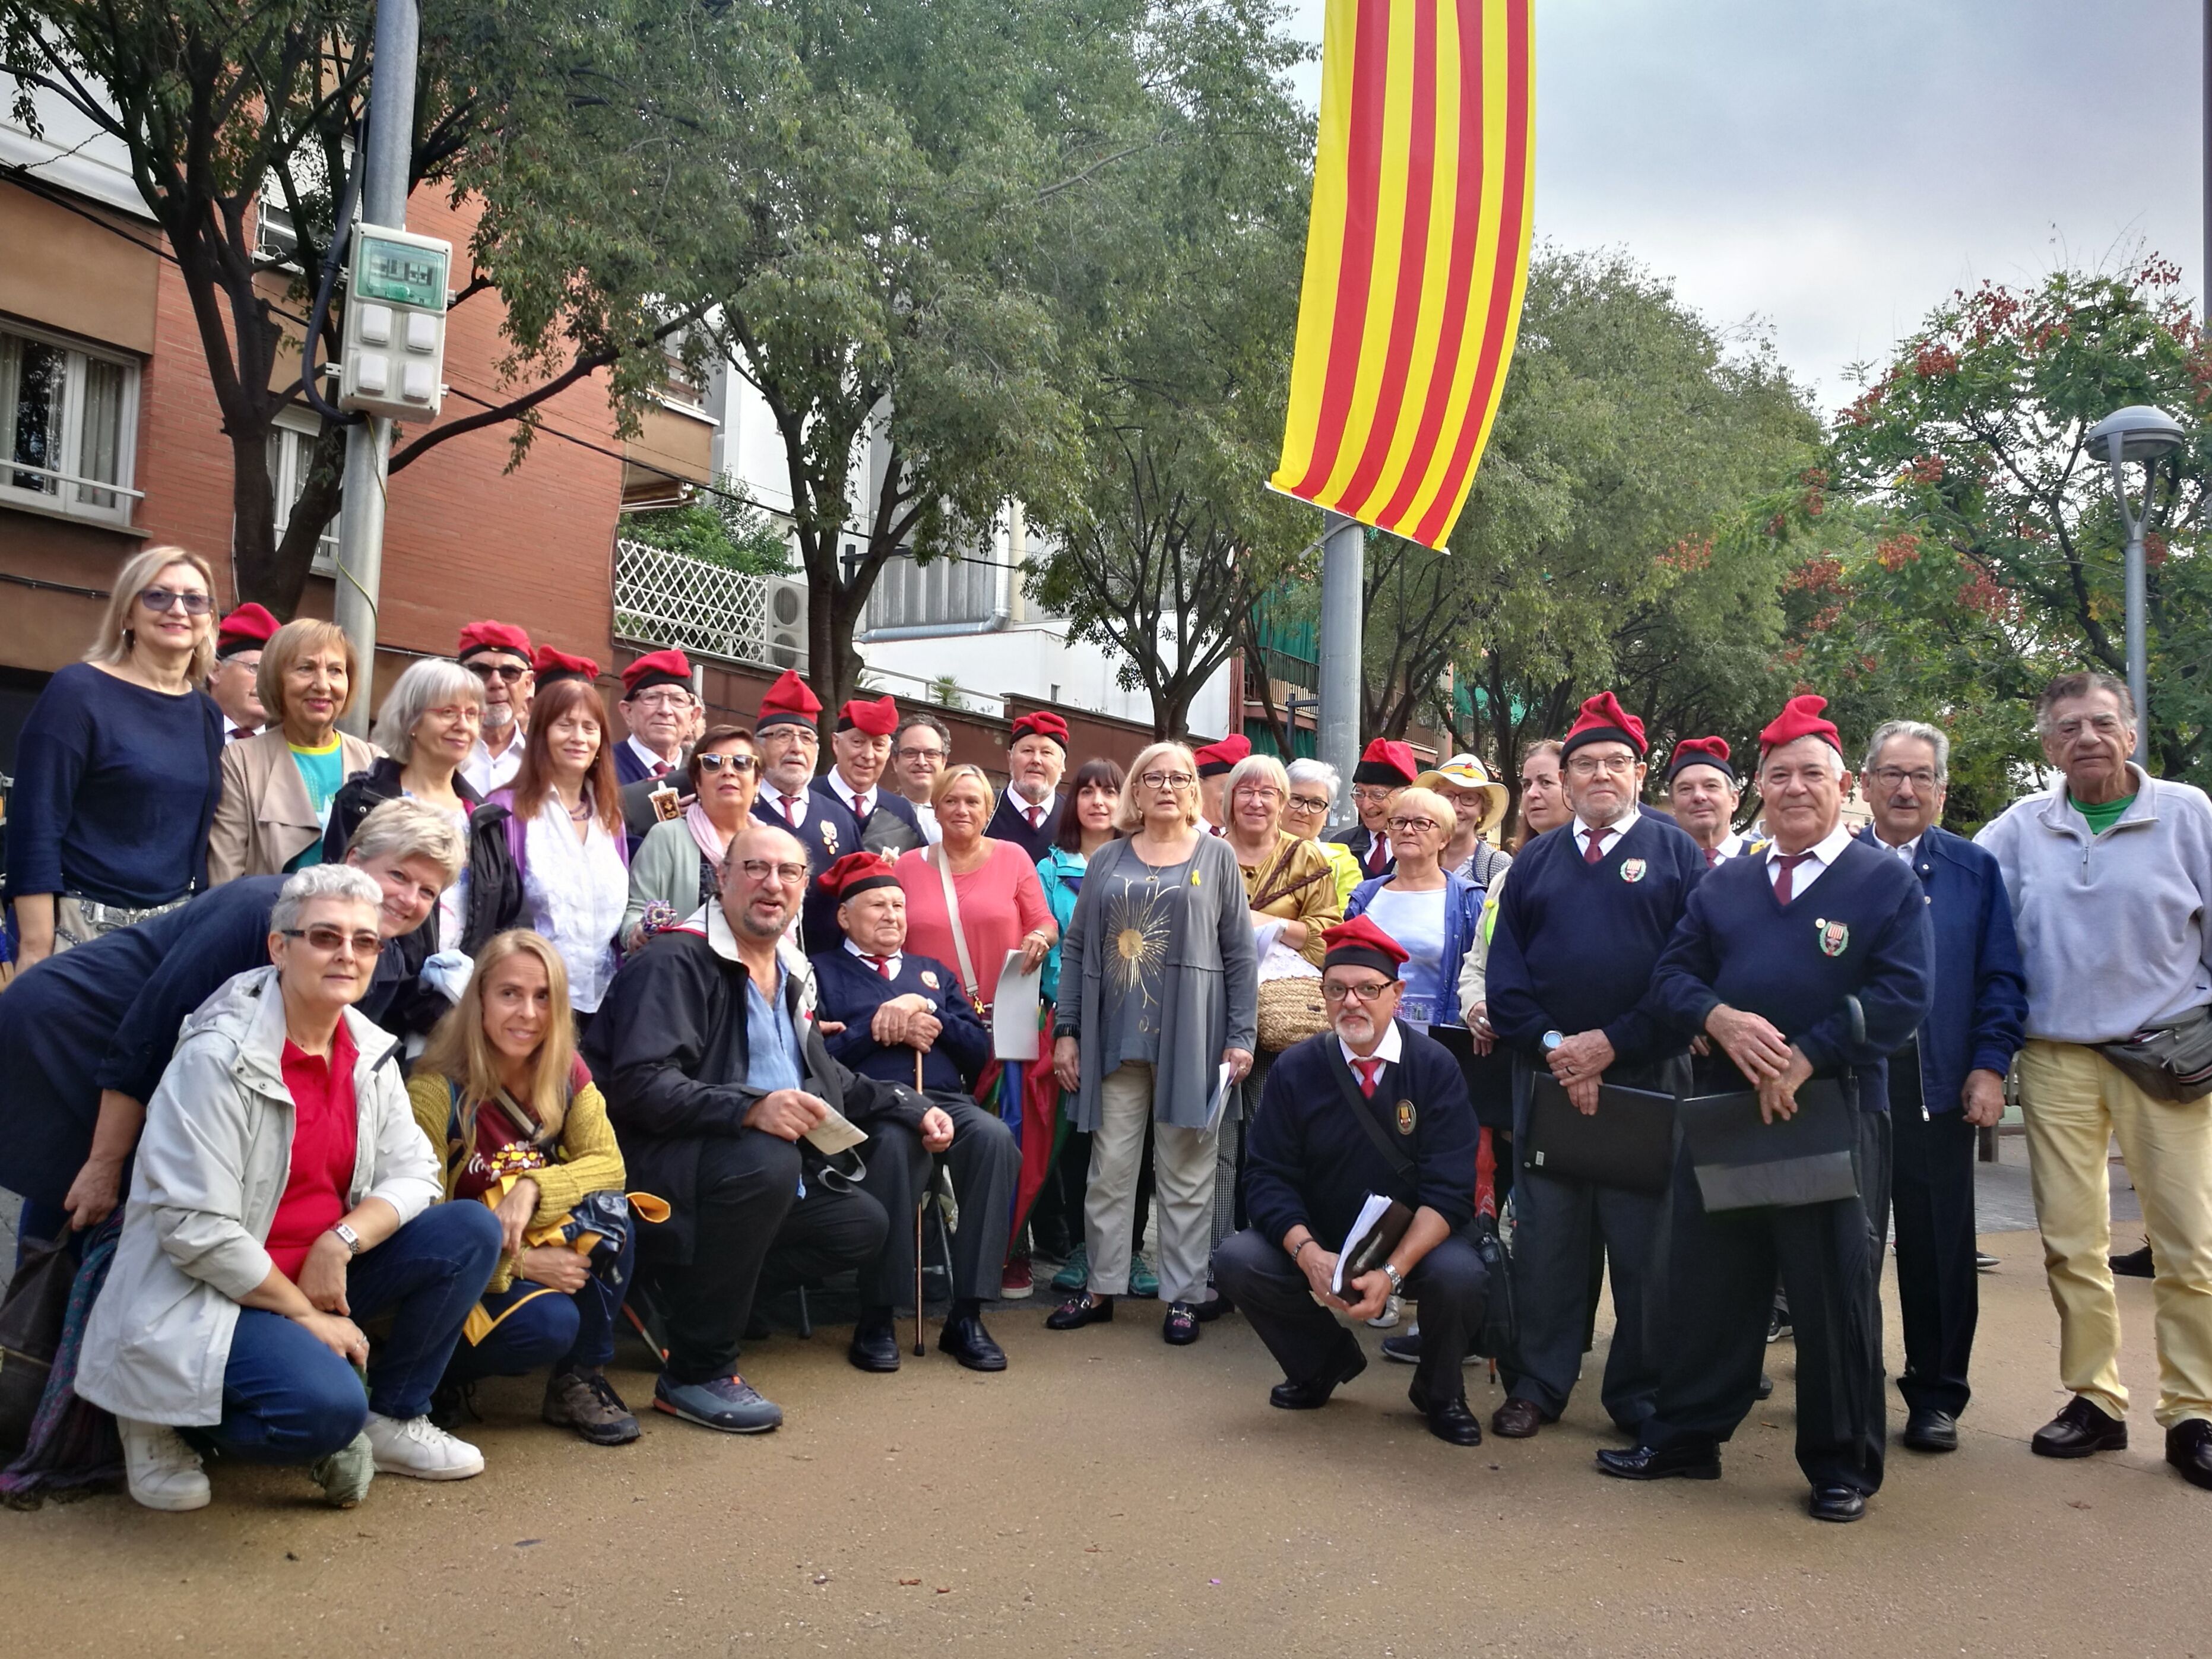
[1060,832,1258,1132]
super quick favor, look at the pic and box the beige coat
[208,726,381,884]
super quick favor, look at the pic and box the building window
[862,546,1002,631]
[268,416,340,572]
[0,322,141,527]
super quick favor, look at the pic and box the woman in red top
[895,764,1056,1294]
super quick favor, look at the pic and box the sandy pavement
[2,1226,2205,1658]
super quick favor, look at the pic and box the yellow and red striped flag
[1272,0,1534,550]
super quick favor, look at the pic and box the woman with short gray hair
[1284,758,1362,910]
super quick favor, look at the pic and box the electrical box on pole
[337,223,451,422]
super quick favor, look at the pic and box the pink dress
[895,840,1052,1011]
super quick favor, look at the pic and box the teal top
[284,740,346,872]
[1035,845,1089,1006]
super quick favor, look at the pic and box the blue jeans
[199,1203,500,1463]
[443,1229,633,1384]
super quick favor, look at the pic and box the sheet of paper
[802,1103,869,1156]
[1332,1192,1395,1298]
[992,948,1042,1060]
[1203,1060,1236,1134]
[1251,917,1286,960]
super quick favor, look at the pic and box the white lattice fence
[613,539,783,668]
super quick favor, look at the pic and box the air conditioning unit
[763,577,809,672]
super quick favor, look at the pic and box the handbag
[1675,1077,1861,1211]
[0,1236,77,1456]
[2099,1005,2212,1103]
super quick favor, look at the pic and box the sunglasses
[140,587,213,616]
[281,925,381,958]
[697,753,758,774]
[465,661,529,683]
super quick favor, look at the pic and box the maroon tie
[1026,804,1045,830]
[853,793,871,827]
[863,955,893,979]
[1773,851,1812,904]
[781,793,804,827]
[651,760,671,780]
[1354,1057,1381,1099]
[1704,845,1719,868]
[227,725,251,743]
[1583,827,1609,865]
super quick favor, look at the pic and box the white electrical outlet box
[338,223,451,421]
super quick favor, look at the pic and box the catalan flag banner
[1272,0,1534,550]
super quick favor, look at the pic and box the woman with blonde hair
[1344,785,1484,1034]
[408,930,638,1445]
[1047,742,1257,1345]
[484,677,629,1025]
[894,761,1057,1296]
[6,544,224,965]
[209,618,379,883]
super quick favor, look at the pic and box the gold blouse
[1234,830,1343,967]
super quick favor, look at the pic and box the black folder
[1523,1077,1677,1196]
[1675,1079,1859,1211]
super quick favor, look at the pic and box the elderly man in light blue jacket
[76,865,500,1512]
[1977,670,2212,1494]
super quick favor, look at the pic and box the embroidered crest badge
[1816,917,1849,957]
[918,969,940,990]
[1395,1099,1417,1136]
[1620,858,1647,884]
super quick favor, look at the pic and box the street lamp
[2085,404,2186,759]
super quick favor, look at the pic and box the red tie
[1704,845,1719,868]
[863,955,893,979]
[651,761,671,780]
[781,793,804,827]
[1354,1057,1381,1099]
[1026,804,1045,830]
[854,793,871,827]
[1583,827,1610,865]
[1773,851,1812,904]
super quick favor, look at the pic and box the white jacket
[75,967,441,1426]
[1975,764,2212,1044]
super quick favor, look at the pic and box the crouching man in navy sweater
[1215,916,1490,1448]
[1599,695,1932,1524]
[810,852,1019,1375]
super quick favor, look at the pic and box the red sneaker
[1000,1253,1035,1299]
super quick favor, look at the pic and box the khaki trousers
[1083,1062,1218,1305]
[2016,1039,2212,1427]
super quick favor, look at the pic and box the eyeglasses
[896,746,946,763]
[1350,785,1396,805]
[1322,980,1396,1003]
[465,661,528,683]
[628,689,695,710]
[1566,753,1637,777]
[736,859,810,887]
[1234,784,1284,804]
[281,925,381,958]
[1867,767,1939,790]
[1285,793,1331,815]
[1139,771,1196,790]
[139,587,213,616]
[698,752,758,774]
[1386,815,1440,835]
[423,704,477,726]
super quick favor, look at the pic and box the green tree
[2,0,758,612]
[1827,257,2211,779]
[618,479,794,574]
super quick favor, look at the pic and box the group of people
[0,542,2207,1530]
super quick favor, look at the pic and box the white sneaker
[363,1411,484,1480]
[1366,1293,1403,1330]
[119,1417,211,1511]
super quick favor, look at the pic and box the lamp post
[2084,404,2186,761]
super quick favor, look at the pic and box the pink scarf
[685,799,732,866]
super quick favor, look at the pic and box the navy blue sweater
[810,945,991,1094]
[1486,812,1706,1065]
[1650,836,1934,1115]
[1243,1024,1478,1250]
[7,663,223,908]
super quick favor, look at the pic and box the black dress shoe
[1045,1291,1113,1331]
[1596,1442,1722,1481]
[1162,1302,1202,1345]
[1757,1373,1774,1401]
[1193,1290,1232,1322]
[847,1324,901,1373]
[1809,1485,1866,1523]
[1406,1385,1482,1447]
[1491,1398,1543,1439]
[2167,1419,2212,1490]
[1903,1407,1959,1453]
[2031,1396,2128,1458]
[1269,1350,1367,1410]
[937,1314,1007,1372]
[2110,1243,2154,1278]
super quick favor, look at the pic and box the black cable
[296,122,365,425]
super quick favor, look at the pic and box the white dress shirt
[1338,1016,1405,1075]
[1763,821,1855,897]
[823,768,879,821]
[1572,810,1642,863]
[768,783,810,827]
[462,728,525,797]
[909,799,942,844]
[626,734,679,778]
[843,936,905,979]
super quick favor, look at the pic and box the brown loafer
[1491,1397,1544,1439]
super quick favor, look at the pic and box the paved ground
[2,1133,2199,1658]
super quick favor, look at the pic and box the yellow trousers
[2016,1040,2212,1427]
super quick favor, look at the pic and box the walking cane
[914,1048,927,1357]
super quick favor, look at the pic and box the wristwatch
[329,1222,363,1258]
[1381,1262,1404,1296]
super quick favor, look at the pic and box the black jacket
[581,911,928,1264]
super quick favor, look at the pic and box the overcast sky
[1282,0,2204,420]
